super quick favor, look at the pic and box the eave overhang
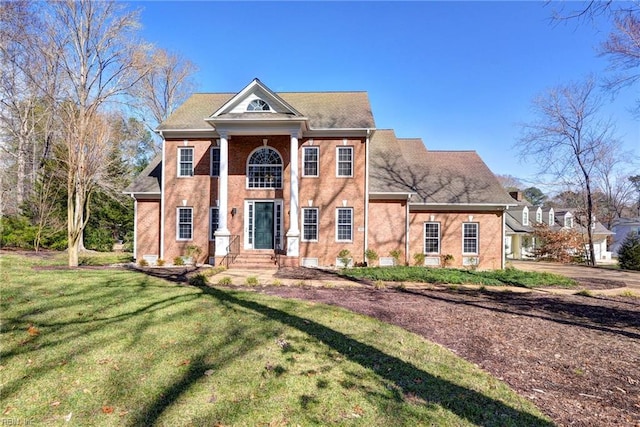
[369,191,415,200]
[123,191,161,200]
[409,202,517,212]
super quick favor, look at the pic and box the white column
[215,131,231,257]
[286,130,300,257]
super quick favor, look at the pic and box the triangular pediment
[210,78,303,117]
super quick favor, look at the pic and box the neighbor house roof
[370,130,515,206]
[123,155,162,195]
[157,92,375,131]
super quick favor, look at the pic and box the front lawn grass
[1,253,552,426]
[341,266,577,288]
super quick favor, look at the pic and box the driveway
[511,260,640,291]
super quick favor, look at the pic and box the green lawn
[341,266,577,288]
[1,253,553,426]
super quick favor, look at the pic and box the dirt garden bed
[259,268,640,427]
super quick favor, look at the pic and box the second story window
[336,146,353,177]
[536,208,542,224]
[303,147,319,177]
[178,147,194,177]
[210,146,220,176]
[522,207,529,226]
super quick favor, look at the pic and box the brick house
[125,79,516,269]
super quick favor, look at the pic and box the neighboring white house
[504,192,614,263]
[610,217,640,256]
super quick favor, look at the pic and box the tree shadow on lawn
[163,284,553,427]
[399,287,640,340]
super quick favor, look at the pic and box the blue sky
[135,1,638,189]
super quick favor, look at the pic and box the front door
[254,202,274,249]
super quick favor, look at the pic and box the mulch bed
[262,269,640,427]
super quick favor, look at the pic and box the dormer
[548,208,554,226]
[535,207,542,224]
[564,212,573,228]
[522,206,529,226]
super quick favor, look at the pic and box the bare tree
[131,48,197,153]
[518,77,619,265]
[550,2,640,113]
[40,0,151,266]
[593,146,637,228]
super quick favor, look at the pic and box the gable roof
[158,91,375,131]
[123,155,162,196]
[370,130,515,206]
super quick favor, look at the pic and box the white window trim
[176,207,193,241]
[210,146,220,177]
[336,146,354,178]
[177,147,194,178]
[336,207,354,242]
[462,222,479,255]
[209,207,219,241]
[302,146,319,178]
[548,209,554,226]
[522,207,529,226]
[301,207,319,242]
[424,222,441,254]
[536,208,542,224]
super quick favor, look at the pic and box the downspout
[501,206,507,269]
[364,128,371,264]
[405,193,412,265]
[159,130,166,261]
[131,194,137,260]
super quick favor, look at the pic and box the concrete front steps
[229,252,278,269]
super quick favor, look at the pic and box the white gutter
[364,128,372,264]
[159,130,166,261]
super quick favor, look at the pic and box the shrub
[173,256,185,266]
[413,253,426,266]
[138,259,148,267]
[441,254,454,267]
[532,223,587,263]
[84,227,114,252]
[245,276,259,286]
[217,276,232,285]
[185,244,202,263]
[337,249,352,268]
[188,274,207,287]
[364,249,378,265]
[618,231,640,271]
[389,249,402,266]
[156,259,165,266]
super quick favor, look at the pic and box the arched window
[247,147,282,188]
[247,99,270,111]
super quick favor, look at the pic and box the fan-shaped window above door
[247,147,283,188]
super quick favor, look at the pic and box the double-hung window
[210,146,220,177]
[302,207,319,241]
[336,208,353,242]
[178,147,194,177]
[177,207,193,240]
[424,222,440,254]
[522,208,529,226]
[462,222,478,254]
[210,207,219,240]
[303,147,319,177]
[336,147,353,177]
